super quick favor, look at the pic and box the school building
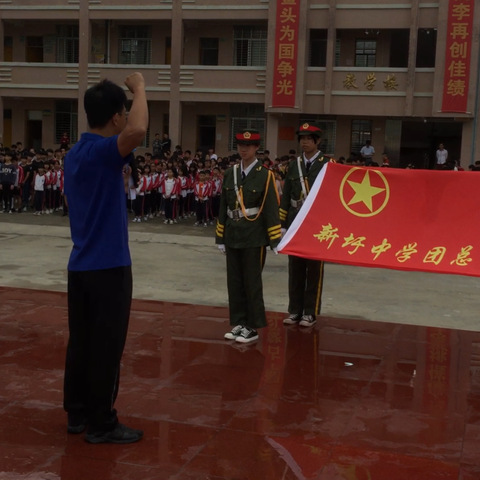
[0,0,479,167]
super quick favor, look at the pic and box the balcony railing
[88,64,171,92]
[0,63,80,90]
[179,66,266,96]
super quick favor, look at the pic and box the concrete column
[0,19,4,63]
[323,0,337,114]
[404,0,419,117]
[266,113,279,157]
[295,0,309,112]
[169,2,183,147]
[0,18,4,142]
[0,96,4,145]
[264,0,277,109]
[77,1,90,135]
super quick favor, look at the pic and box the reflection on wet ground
[0,286,479,479]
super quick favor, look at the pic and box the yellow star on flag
[347,170,385,212]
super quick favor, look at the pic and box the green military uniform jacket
[216,162,282,249]
[279,152,328,229]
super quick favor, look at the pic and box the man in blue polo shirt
[63,73,148,444]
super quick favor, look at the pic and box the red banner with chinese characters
[278,163,480,277]
[441,0,475,112]
[272,0,300,108]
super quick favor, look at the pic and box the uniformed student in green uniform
[216,129,282,344]
[279,123,330,327]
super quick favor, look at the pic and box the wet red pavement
[0,286,479,479]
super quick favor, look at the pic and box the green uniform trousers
[226,245,268,330]
[288,255,325,316]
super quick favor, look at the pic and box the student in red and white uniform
[43,162,54,214]
[162,167,180,225]
[205,172,215,225]
[53,161,63,211]
[134,167,147,222]
[157,162,167,215]
[193,170,209,227]
[143,165,153,219]
[153,163,163,216]
[177,166,189,219]
[211,166,222,220]
[150,162,159,218]
[187,165,198,216]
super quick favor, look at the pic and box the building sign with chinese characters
[442,0,475,113]
[279,163,480,277]
[272,0,300,108]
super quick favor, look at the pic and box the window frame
[199,37,219,66]
[350,120,373,154]
[54,100,78,145]
[118,25,152,65]
[355,39,377,68]
[233,26,268,67]
[229,104,266,151]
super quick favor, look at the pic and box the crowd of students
[0,143,69,216]
[8,138,467,223]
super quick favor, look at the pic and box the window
[119,26,152,65]
[26,37,44,63]
[200,38,219,66]
[165,37,171,65]
[4,36,12,62]
[416,29,437,68]
[335,38,340,67]
[56,25,79,63]
[234,27,267,67]
[355,40,376,67]
[229,104,265,151]
[300,116,337,155]
[351,120,372,154]
[389,30,409,68]
[309,30,327,67]
[163,113,169,136]
[55,100,78,144]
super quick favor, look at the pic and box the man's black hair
[84,79,127,129]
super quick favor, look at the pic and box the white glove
[281,228,287,237]
[273,248,279,255]
[218,244,226,254]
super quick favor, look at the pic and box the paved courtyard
[1,215,480,479]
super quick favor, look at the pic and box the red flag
[278,163,480,277]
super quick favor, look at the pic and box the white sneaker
[299,315,317,327]
[137,218,141,222]
[235,327,259,344]
[283,314,302,325]
[23,207,27,212]
[164,220,169,224]
[169,220,174,225]
[224,325,244,340]
[173,219,177,224]
[194,222,200,226]
[149,214,153,219]
[132,218,138,223]
[203,223,208,227]
[144,216,148,221]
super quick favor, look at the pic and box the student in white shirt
[33,168,45,215]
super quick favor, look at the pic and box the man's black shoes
[85,423,143,444]
[67,414,87,434]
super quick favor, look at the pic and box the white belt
[291,198,304,208]
[227,207,260,220]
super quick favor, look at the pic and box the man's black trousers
[288,255,325,316]
[64,266,132,433]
